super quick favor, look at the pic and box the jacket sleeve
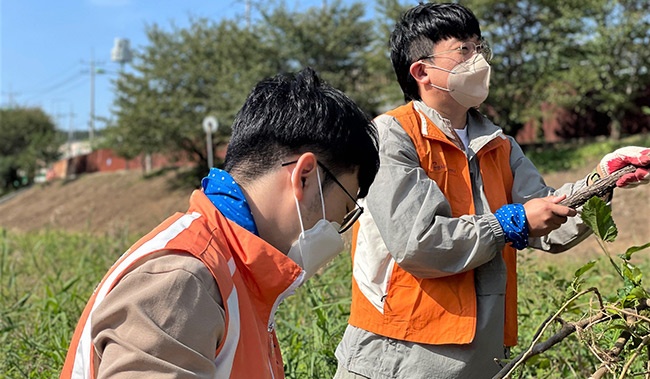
[507,137,593,252]
[92,252,225,379]
[365,114,506,279]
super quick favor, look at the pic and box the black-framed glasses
[281,160,364,234]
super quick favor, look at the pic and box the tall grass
[0,229,130,378]
[2,186,648,377]
[2,229,648,378]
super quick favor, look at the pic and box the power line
[20,62,83,93]
[24,74,87,102]
[24,71,86,96]
[1,84,20,108]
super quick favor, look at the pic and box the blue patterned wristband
[494,204,529,250]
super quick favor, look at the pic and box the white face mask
[425,53,491,108]
[287,168,344,281]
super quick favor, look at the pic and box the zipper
[266,270,305,376]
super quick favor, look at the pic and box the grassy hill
[0,136,648,257]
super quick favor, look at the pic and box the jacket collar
[188,190,304,322]
[412,100,507,154]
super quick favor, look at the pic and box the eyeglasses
[424,40,492,63]
[281,160,364,234]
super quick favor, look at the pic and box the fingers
[539,195,577,217]
[547,194,567,204]
[524,196,577,237]
[601,146,650,175]
[621,149,650,167]
[617,167,650,188]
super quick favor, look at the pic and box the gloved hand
[598,146,650,188]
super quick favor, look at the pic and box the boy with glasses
[334,3,650,378]
[61,67,379,379]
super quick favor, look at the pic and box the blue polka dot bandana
[495,203,529,250]
[201,168,258,235]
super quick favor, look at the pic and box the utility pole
[2,84,20,108]
[68,104,76,157]
[245,0,251,30]
[89,49,96,146]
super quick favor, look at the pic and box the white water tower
[111,38,133,71]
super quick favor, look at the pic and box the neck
[420,88,469,130]
[238,173,295,254]
[422,99,468,130]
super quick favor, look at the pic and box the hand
[599,146,650,188]
[523,195,577,237]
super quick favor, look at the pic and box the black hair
[224,67,379,198]
[390,2,481,102]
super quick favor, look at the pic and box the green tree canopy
[541,0,650,139]
[465,0,650,138]
[259,0,389,114]
[104,0,650,164]
[0,107,62,192]
[105,18,285,170]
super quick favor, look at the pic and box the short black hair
[390,2,481,102]
[224,67,379,198]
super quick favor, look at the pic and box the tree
[366,0,414,113]
[461,0,606,136]
[461,0,650,140]
[105,18,285,172]
[259,0,393,115]
[0,107,62,193]
[542,0,650,140]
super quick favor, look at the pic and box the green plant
[276,252,353,379]
[0,228,130,378]
[496,197,650,378]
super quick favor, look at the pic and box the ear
[289,152,318,202]
[409,60,431,86]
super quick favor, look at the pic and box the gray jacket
[335,101,593,379]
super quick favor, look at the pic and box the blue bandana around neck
[201,168,258,235]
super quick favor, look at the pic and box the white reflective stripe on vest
[213,257,240,378]
[70,212,202,378]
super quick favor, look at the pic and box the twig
[492,288,604,379]
[606,305,650,324]
[589,330,632,379]
[560,165,637,209]
[619,335,650,379]
[645,347,650,379]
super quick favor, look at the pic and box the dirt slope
[0,165,647,258]
[0,169,197,236]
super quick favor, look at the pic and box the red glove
[599,146,650,188]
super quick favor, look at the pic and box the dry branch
[560,165,637,209]
[589,331,632,379]
[492,297,649,379]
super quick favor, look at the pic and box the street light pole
[203,116,219,169]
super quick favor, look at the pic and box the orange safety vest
[349,102,518,346]
[61,190,303,378]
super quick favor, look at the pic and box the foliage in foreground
[1,196,648,377]
[0,229,128,378]
[503,197,650,378]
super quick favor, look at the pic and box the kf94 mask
[426,53,491,108]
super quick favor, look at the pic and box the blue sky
[0,0,359,133]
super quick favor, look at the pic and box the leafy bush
[499,198,650,378]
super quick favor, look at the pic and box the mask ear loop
[316,167,326,219]
[291,166,306,235]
